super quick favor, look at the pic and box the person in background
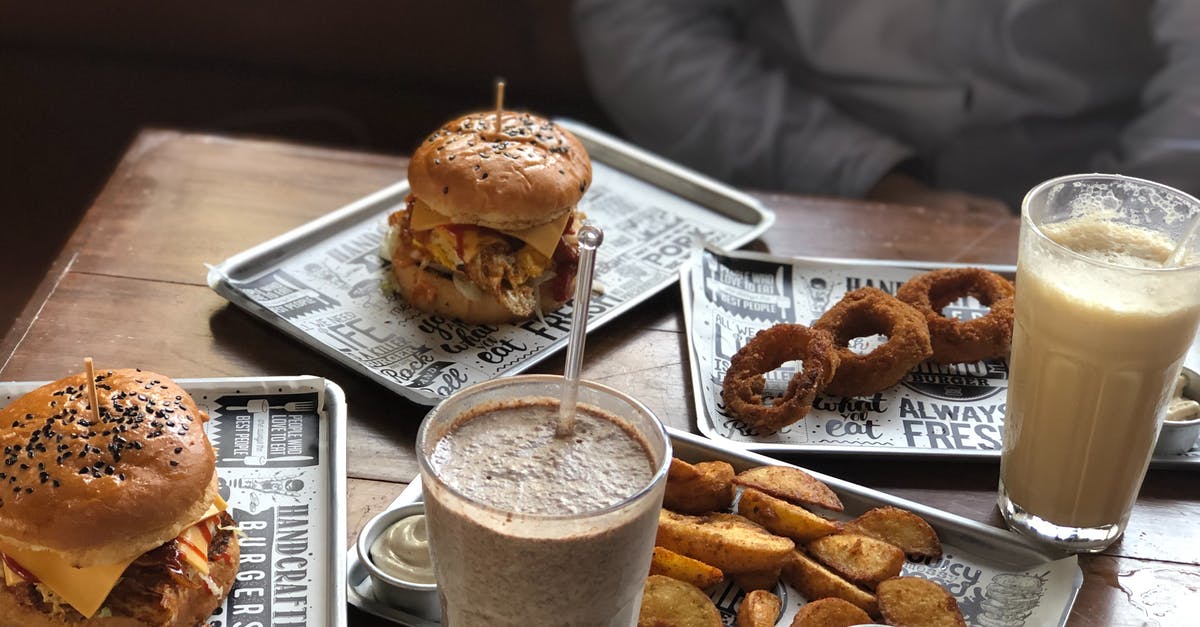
[572,0,1200,215]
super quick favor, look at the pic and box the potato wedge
[657,510,795,574]
[876,576,967,627]
[638,575,722,627]
[739,487,839,543]
[649,546,725,590]
[804,533,905,590]
[664,458,736,514]
[732,566,781,592]
[736,589,782,627]
[841,506,943,559]
[788,597,872,627]
[733,465,844,512]
[781,550,878,617]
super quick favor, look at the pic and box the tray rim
[344,426,1081,627]
[208,122,776,406]
[681,248,1200,469]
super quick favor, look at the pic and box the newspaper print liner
[682,245,1200,470]
[0,375,349,627]
[345,427,1081,627]
[207,120,774,406]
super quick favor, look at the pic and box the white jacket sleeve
[572,0,914,197]
[1092,0,1200,196]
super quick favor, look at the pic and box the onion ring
[721,324,840,432]
[895,268,1015,364]
[812,287,932,397]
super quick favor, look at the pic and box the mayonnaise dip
[368,514,436,585]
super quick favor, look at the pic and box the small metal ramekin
[1155,367,1200,456]
[356,502,440,620]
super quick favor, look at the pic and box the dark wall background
[0,1,611,339]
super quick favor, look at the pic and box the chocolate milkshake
[417,376,670,626]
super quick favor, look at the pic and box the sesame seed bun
[407,111,592,231]
[0,369,217,568]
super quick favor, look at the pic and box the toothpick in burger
[0,369,238,626]
[385,111,592,324]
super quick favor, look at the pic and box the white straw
[1166,210,1200,268]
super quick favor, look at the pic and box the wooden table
[2,130,1196,625]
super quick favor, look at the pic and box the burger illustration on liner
[0,369,238,626]
[385,110,592,324]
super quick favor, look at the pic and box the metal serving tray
[345,427,1081,626]
[682,245,1200,469]
[0,375,349,627]
[208,120,775,406]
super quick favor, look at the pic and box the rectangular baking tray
[682,245,1200,469]
[208,120,774,406]
[0,375,348,627]
[344,427,1081,627]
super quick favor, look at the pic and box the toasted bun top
[408,111,592,231]
[0,369,217,567]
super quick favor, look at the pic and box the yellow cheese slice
[0,543,134,618]
[3,557,24,586]
[177,493,229,575]
[409,199,570,259]
[0,494,229,618]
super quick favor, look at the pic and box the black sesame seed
[443,186,449,195]
[169,460,179,467]
[173,447,182,454]
[52,480,60,488]
[480,172,489,180]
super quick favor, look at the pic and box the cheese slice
[409,199,570,259]
[177,493,229,576]
[0,494,229,618]
[0,543,135,618]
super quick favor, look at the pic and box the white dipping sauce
[369,514,436,585]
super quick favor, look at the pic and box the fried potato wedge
[664,458,736,514]
[788,597,873,627]
[804,533,905,590]
[649,546,725,590]
[657,510,795,574]
[638,575,722,627]
[736,589,782,627]
[841,506,943,559]
[876,576,967,627]
[782,550,878,618]
[732,566,781,592]
[733,465,844,512]
[739,487,839,543]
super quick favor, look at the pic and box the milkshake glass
[417,375,671,626]
[1000,174,1200,552]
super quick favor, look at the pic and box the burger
[385,110,592,324]
[0,369,238,626]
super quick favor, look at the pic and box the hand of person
[866,173,1012,217]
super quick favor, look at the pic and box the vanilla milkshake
[417,376,670,626]
[1000,175,1200,551]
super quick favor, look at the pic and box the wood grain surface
[2,130,1196,626]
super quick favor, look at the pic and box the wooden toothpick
[494,78,506,133]
[84,357,101,422]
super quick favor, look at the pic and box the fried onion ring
[813,287,932,397]
[895,267,1015,364]
[721,324,839,432]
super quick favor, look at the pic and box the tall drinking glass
[1000,174,1200,552]
[417,375,671,626]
